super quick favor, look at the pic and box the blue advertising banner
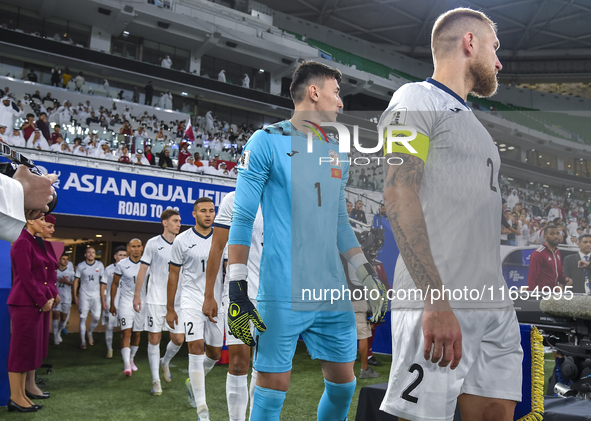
[35,161,235,223]
[522,249,534,266]
[503,264,529,288]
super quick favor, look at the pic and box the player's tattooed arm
[383,154,446,305]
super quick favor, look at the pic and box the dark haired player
[227,60,387,420]
[166,197,224,421]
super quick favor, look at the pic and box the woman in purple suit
[7,218,54,413]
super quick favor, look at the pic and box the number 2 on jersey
[487,158,498,192]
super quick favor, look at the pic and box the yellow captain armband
[382,125,430,163]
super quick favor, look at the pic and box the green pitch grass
[1,331,391,420]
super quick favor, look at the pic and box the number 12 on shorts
[401,363,424,404]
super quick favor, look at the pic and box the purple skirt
[8,305,43,373]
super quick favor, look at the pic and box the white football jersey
[214,191,263,301]
[170,227,223,310]
[114,257,141,307]
[141,235,174,306]
[378,79,512,309]
[75,260,105,299]
[100,263,118,305]
[56,266,75,303]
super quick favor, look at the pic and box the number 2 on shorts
[401,363,424,404]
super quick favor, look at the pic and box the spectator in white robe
[0,125,7,144]
[26,129,50,151]
[132,150,150,166]
[205,111,214,135]
[161,55,172,69]
[7,129,26,147]
[50,135,67,152]
[180,156,199,173]
[218,70,226,83]
[72,144,88,157]
[57,102,73,126]
[242,74,250,88]
[507,189,519,212]
[0,96,23,130]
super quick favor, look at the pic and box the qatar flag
[184,119,195,142]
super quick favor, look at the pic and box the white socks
[130,345,139,362]
[105,327,113,351]
[122,347,131,369]
[88,316,100,334]
[227,373,248,421]
[189,354,208,418]
[79,317,87,344]
[203,356,217,376]
[58,319,67,333]
[162,341,181,366]
[52,319,59,339]
[249,369,258,418]
[148,343,160,382]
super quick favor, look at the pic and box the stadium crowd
[0,87,262,177]
[501,184,591,247]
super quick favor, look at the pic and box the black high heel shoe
[25,390,50,399]
[7,399,38,412]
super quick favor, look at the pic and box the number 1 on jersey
[314,182,321,207]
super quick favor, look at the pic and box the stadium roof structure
[260,0,591,82]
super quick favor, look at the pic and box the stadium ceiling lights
[123,31,130,37]
[499,148,507,152]
[508,146,515,150]
[96,234,102,237]
[181,92,188,96]
[259,69,264,73]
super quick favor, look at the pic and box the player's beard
[468,55,498,98]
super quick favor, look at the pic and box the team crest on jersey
[331,168,342,179]
[238,151,250,170]
[329,150,341,167]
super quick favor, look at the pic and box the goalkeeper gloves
[355,262,388,323]
[227,279,266,347]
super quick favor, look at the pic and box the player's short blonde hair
[431,8,496,62]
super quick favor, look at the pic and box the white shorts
[79,295,101,319]
[380,308,523,421]
[181,306,224,347]
[102,309,118,328]
[223,295,257,346]
[54,301,71,315]
[118,299,135,330]
[146,304,168,333]
[132,302,147,332]
[168,305,185,335]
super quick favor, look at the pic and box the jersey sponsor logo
[449,107,462,113]
[286,150,299,157]
[238,150,250,170]
[328,150,341,167]
[158,247,164,250]
[188,244,197,249]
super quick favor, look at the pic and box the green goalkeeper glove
[355,263,388,323]
[227,280,266,347]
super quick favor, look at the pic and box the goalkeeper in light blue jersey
[227,61,387,421]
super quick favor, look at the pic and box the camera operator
[0,166,58,242]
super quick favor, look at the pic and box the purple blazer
[7,229,54,308]
[42,239,59,298]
